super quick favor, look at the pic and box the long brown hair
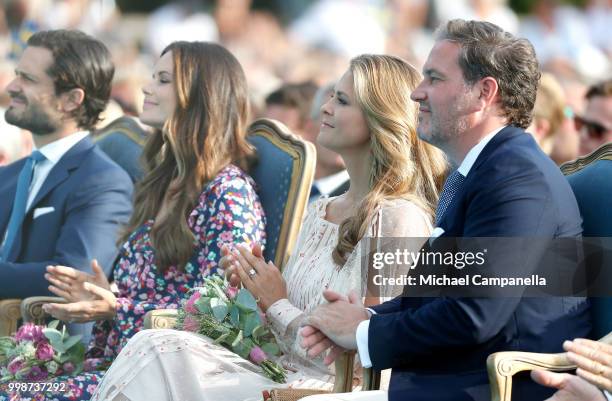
[120,41,253,272]
[332,55,448,265]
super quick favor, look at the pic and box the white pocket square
[429,227,445,245]
[33,206,55,219]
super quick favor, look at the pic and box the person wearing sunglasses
[577,79,612,157]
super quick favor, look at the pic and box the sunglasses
[574,116,612,139]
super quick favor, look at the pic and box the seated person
[0,30,132,309]
[90,54,447,401]
[1,41,266,400]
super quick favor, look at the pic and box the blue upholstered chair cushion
[248,135,293,264]
[566,159,612,339]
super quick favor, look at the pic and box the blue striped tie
[1,150,46,261]
[435,170,465,226]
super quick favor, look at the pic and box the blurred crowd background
[1,0,611,167]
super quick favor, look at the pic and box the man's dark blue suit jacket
[0,136,133,298]
[369,126,591,401]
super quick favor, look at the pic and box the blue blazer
[0,136,133,298]
[369,126,591,401]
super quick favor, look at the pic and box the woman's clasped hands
[220,243,287,312]
[42,259,117,322]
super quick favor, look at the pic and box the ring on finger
[248,268,257,278]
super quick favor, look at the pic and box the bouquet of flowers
[176,275,287,383]
[0,321,85,382]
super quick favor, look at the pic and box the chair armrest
[487,351,574,401]
[20,296,66,325]
[143,309,178,329]
[0,299,22,336]
[487,332,612,401]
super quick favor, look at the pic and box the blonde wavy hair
[332,55,448,266]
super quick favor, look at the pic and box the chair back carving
[247,118,315,270]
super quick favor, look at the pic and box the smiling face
[4,46,64,136]
[410,40,477,149]
[140,51,177,129]
[317,70,370,154]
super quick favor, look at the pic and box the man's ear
[477,77,499,108]
[59,88,85,113]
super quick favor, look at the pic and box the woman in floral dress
[91,55,448,401]
[0,42,265,401]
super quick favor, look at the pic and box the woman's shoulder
[202,164,257,197]
[374,197,434,237]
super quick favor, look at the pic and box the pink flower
[249,346,267,365]
[62,362,75,374]
[182,316,199,332]
[15,322,44,343]
[184,291,201,314]
[35,342,54,361]
[225,286,238,300]
[25,365,48,381]
[7,357,24,375]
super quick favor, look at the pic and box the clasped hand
[43,259,117,322]
[219,243,287,312]
[300,290,369,365]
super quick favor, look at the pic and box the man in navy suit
[301,20,591,401]
[0,30,133,302]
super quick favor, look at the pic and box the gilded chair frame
[248,118,316,270]
[486,142,612,401]
[0,299,22,336]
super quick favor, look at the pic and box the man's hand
[45,259,111,302]
[302,289,369,353]
[531,370,606,401]
[42,282,117,322]
[565,339,612,392]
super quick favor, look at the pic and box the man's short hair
[435,19,540,129]
[27,30,115,131]
[585,79,612,100]
[265,81,319,126]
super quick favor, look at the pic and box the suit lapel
[7,136,94,261]
[435,126,524,234]
[29,136,94,209]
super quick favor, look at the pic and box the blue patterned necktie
[435,170,465,226]
[1,150,46,260]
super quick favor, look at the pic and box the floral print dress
[0,164,266,401]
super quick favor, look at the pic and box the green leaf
[243,313,259,337]
[235,289,258,311]
[43,329,64,349]
[252,325,265,342]
[210,299,228,322]
[261,342,280,357]
[231,330,243,348]
[195,297,211,314]
[229,305,239,326]
[232,342,250,359]
[213,332,231,345]
[62,335,82,351]
[48,320,60,330]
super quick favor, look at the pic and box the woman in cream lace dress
[92,54,448,401]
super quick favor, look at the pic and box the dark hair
[121,41,253,272]
[585,79,612,100]
[435,19,540,129]
[265,81,319,126]
[27,30,114,130]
